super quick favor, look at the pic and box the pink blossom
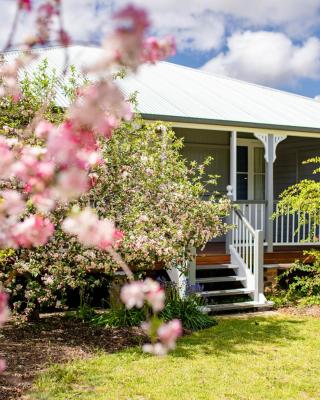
[12,215,54,248]
[143,278,165,312]
[43,275,54,285]
[0,190,25,217]
[31,190,55,213]
[54,168,89,202]
[120,278,164,312]
[18,0,32,11]
[35,120,54,139]
[0,359,6,373]
[0,291,9,326]
[157,319,182,350]
[88,172,98,188]
[142,342,167,356]
[13,150,55,194]
[143,36,176,63]
[58,29,71,47]
[0,138,14,179]
[62,208,121,250]
[120,281,145,309]
[68,82,132,137]
[87,5,151,73]
[47,121,100,169]
[113,5,150,34]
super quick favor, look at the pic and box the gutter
[141,113,320,135]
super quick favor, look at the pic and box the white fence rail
[234,201,320,246]
[273,202,320,245]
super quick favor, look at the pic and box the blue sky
[2,0,320,98]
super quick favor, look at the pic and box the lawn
[28,313,320,400]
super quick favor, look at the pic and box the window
[236,146,248,200]
[236,141,265,200]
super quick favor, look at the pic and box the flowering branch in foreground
[121,279,182,355]
[0,0,179,358]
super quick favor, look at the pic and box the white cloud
[202,31,320,86]
[1,0,320,88]
[1,0,320,53]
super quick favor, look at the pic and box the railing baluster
[281,209,284,244]
[274,202,278,244]
[286,205,289,243]
[292,209,295,243]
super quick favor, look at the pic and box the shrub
[89,282,216,331]
[1,62,230,320]
[90,307,145,328]
[271,250,320,306]
[160,283,216,331]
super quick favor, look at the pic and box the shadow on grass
[173,316,305,358]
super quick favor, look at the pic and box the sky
[2,0,320,98]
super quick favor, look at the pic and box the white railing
[236,201,266,232]
[273,202,320,245]
[230,208,265,303]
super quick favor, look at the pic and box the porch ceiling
[4,45,320,136]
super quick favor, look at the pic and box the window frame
[237,138,265,201]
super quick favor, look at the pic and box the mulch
[278,305,320,318]
[0,314,146,400]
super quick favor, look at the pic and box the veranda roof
[4,45,320,133]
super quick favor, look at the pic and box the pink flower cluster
[0,187,54,248]
[143,36,176,63]
[68,81,132,138]
[0,291,9,326]
[142,319,182,356]
[86,5,176,74]
[12,215,54,248]
[18,0,32,11]
[121,279,182,354]
[120,278,165,312]
[62,208,123,250]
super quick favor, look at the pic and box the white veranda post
[230,130,237,201]
[254,133,287,251]
[226,130,237,253]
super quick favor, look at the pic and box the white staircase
[193,208,271,313]
[195,263,271,312]
[168,208,273,313]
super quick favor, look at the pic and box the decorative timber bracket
[254,133,287,163]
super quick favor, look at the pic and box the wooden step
[196,255,230,265]
[200,288,254,297]
[196,276,246,283]
[206,301,273,312]
[196,264,238,270]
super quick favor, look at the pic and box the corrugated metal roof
[4,45,320,132]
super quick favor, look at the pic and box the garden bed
[278,305,320,317]
[0,314,146,400]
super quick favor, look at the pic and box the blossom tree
[0,0,180,355]
[2,97,229,320]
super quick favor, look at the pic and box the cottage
[6,45,320,311]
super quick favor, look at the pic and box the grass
[28,314,320,400]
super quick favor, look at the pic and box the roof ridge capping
[160,60,320,105]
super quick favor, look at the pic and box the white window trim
[237,138,264,200]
